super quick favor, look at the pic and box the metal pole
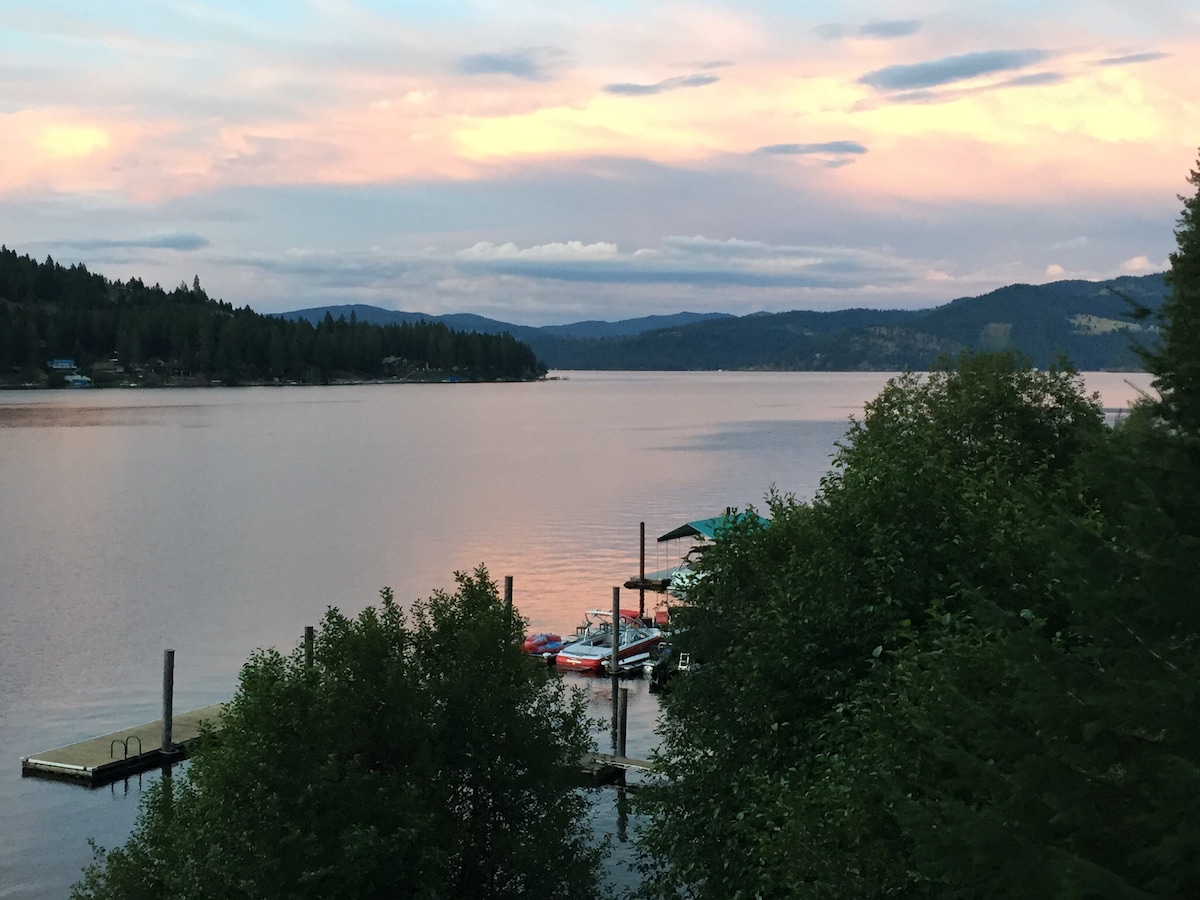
[161,649,175,757]
[304,626,314,669]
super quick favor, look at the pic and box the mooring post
[161,649,175,757]
[159,761,174,823]
[504,575,514,623]
[304,626,314,670]
[610,674,620,752]
[639,521,646,619]
[611,586,621,675]
[618,686,629,759]
[617,784,630,841]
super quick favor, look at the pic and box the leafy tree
[635,355,1145,898]
[73,568,602,899]
[636,151,1200,898]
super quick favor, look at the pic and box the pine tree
[1143,150,1200,432]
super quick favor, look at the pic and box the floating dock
[580,752,656,786]
[21,704,225,787]
[582,752,654,773]
[22,703,646,789]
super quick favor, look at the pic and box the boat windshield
[572,612,657,647]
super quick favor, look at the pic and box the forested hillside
[526,274,1166,371]
[278,274,1167,373]
[0,249,546,386]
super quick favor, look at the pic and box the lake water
[0,370,1152,897]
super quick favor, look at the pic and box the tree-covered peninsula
[0,249,547,386]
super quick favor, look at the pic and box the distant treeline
[0,247,546,385]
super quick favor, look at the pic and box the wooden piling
[611,586,620,675]
[618,687,629,758]
[304,626,314,669]
[161,649,175,757]
[639,521,646,619]
[160,760,174,823]
[617,784,630,840]
[504,575,513,621]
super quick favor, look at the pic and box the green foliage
[0,248,547,384]
[1139,150,1200,433]
[72,568,601,899]
[636,351,1200,898]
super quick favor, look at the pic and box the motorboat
[605,650,654,676]
[555,609,663,672]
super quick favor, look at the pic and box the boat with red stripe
[554,609,663,672]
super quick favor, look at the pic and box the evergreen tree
[0,251,546,385]
[1139,149,1200,432]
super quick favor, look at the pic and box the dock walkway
[21,704,225,787]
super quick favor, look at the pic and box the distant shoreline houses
[46,358,92,388]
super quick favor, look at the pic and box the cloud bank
[1095,51,1169,67]
[62,232,211,252]
[218,236,917,294]
[816,20,921,40]
[757,141,868,156]
[860,49,1053,91]
[604,74,720,96]
[455,49,564,82]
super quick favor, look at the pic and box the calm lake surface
[0,370,1152,897]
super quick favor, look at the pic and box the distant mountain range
[279,273,1167,371]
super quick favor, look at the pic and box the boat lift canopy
[656,512,768,543]
[626,512,769,597]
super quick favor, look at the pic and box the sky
[1,1,1198,325]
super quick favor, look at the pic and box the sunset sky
[2,0,1197,324]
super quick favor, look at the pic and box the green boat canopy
[656,512,768,543]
